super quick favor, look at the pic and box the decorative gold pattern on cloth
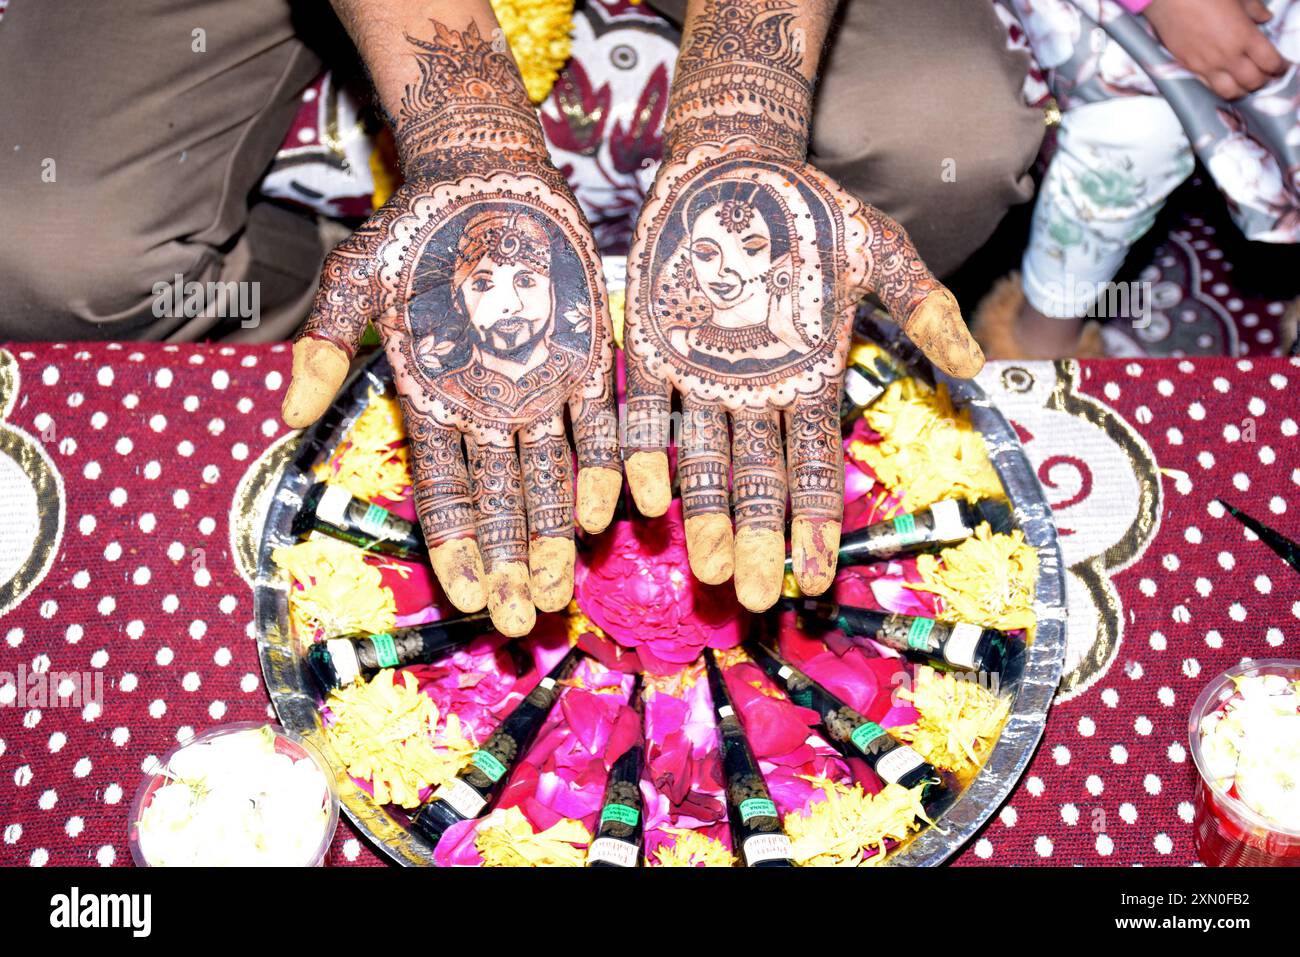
[0,347,18,419]
[0,349,64,618]
[975,360,1162,703]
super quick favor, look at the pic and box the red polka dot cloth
[0,343,1296,867]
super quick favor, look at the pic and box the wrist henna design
[396,19,549,179]
[664,0,816,161]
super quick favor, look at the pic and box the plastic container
[1188,659,1300,867]
[128,721,339,867]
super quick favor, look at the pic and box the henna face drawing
[282,16,621,638]
[634,156,847,406]
[390,195,601,431]
[624,0,985,613]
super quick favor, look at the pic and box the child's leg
[1016,96,1195,356]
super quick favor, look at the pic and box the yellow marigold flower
[490,0,575,103]
[909,523,1039,632]
[652,828,737,867]
[566,600,602,646]
[894,666,1011,774]
[272,538,396,638]
[369,129,400,210]
[713,646,750,670]
[608,288,626,349]
[313,388,410,503]
[849,378,1002,510]
[476,806,591,866]
[325,670,478,809]
[642,660,704,700]
[784,776,932,867]
[846,339,888,369]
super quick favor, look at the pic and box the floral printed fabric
[1007,0,1300,249]
[1022,96,1196,316]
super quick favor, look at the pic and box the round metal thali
[253,314,1068,866]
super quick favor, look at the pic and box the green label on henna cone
[892,512,924,545]
[369,633,400,669]
[600,803,640,827]
[471,749,508,782]
[850,721,887,754]
[359,503,394,539]
[906,616,935,651]
[739,798,778,823]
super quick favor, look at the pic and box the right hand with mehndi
[623,0,985,614]
[281,16,620,637]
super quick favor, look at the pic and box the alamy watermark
[0,666,103,709]
[151,274,260,328]
[1040,275,1153,329]
[50,887,151,937]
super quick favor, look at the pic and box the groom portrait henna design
[625,0,984,612]
[399,205,591,423]
[281,10,621,637]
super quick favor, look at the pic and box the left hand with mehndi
[623,0,986,613]
[280,1,621,637]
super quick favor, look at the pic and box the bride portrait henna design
[625,0,984,612]
[281,10,620,637]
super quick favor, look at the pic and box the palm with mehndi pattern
[623,0,985,613]
[282,17,620,637]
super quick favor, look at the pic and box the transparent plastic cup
[1188,659,1300,867]
[128,721,340,867]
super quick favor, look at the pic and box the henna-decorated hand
[623,146,985,612]
[280,18,620,637]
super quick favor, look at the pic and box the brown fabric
[650,0,1044,277]
[0,0,326,341]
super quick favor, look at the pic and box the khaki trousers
[0,0,326,341]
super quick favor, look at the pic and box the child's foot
[971,273,1106,360]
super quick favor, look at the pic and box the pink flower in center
[575,501,746,673]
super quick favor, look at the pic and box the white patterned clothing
[1007,0,1300,318]
[1022,96,1195,317]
